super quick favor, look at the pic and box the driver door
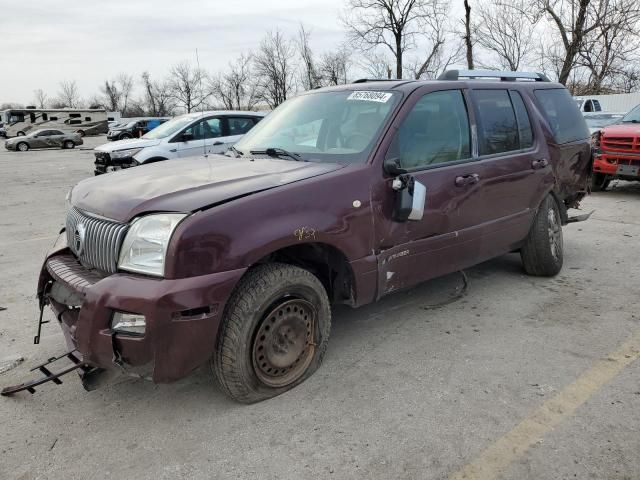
[174,117,223,158]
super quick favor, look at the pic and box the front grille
[66,207,128,273]
[601,136,640,153]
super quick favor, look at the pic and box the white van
[93,111,265,174]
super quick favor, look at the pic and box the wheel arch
[250,242,357,306]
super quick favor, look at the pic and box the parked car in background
[575,98,602,113]
[4,129,83,151]
[0,124,5,137]
[591,104,640,190]
[106,117,170,140]
[32,70,592,403]
[94,111,265,174]
[583,112,625,134]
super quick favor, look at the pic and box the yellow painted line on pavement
[450,330,640,480]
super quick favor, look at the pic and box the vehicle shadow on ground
[101,253,527,409]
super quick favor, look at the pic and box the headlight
[111,147,143,159]
[65,187,73,211]
[118,213,187,276]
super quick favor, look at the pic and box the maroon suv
[27,71,591,402]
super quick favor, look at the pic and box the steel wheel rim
[252,298,316,388]
[547,207,562,260]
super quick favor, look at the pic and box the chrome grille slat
[66,207,128,274]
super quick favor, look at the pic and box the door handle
[213,141,224,146]
[455,173,480,187]
[169,148,177,153]
[532,158,549,169]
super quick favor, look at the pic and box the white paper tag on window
[347,91,393,103]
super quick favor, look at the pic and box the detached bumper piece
[1,350,99,397]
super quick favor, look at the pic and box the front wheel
[63,140,75,149]
[76,130,85,137]
[17,142,29,152]
[521,195,563,276]
[213,263,331,403]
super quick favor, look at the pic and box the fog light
[111,312,146,336]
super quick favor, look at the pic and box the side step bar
[1,350,96,396]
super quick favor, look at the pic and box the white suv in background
[93,111,266,175]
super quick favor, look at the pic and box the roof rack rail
[353,78,405,83]
[437,69,550,82]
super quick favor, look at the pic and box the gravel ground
[0,137,639,480]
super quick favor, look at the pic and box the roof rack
[437,69,550,82]
[353,78,405,83]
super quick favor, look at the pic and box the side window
[534,88,590,144]
[509,91,534,149]
[593,100,602,111]
[228,117,256,136]
[85,116,91,121]
[42,113,48,121]
[30,113,36,123]
[473,89,519,155]
[386,90,471,169]
[50,116,58,121]
[185,118,222,140]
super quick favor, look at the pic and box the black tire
[17,131,25,136]
[213,263,331,403]
[120,133,132,140]
[17,142,29,152]
[591,172,610,192]
[63,140,75,149]
[77,130,86,137]
[521,195,563,276]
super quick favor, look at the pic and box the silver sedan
[5,129,83,151]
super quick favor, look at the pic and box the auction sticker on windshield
[347,91,393,103]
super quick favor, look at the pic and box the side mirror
[383,157,407,176]
[181,132,194,142]
[391,175,427,222]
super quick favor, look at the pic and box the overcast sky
[0,0,350,104]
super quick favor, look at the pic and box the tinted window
[474,89,519,155]
[593,100,601,111]
[387,90,471,169]
[50,116,58,121]
[535,89,590,144]
[85,117,91,121]
[50,130,64,135]
[42,113,48,121]
[510,91,533,149]
[228,117,256,135]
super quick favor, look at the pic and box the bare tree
[33,89,48,109]
[254,30,297,108]
[319,49,351,85]
[343,0,440,79]
[57,80,81,108]
[475,0,537,71]
[578,0,640,93]
[408,0,450,78]
[297,25,322,90]
[360,51,394,79]
[169,61,208,113]
[141,72,175,116]
[100,80,121,112]
[210,54,260,110]
[100,74,136,113]
[463,0,474,69]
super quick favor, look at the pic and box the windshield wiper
[250,147,305,161]
[230,145,244,157]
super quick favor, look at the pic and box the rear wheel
[17,142,29,152]
[63,140,75,149]
[521,195,563,276]
[120,133,132,140]
[213,263,331,403]
[591,172,610,192]
[76,130,86,137]
[17,131,25,136]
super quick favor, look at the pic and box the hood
[95,138,160,152]
[601,123,640,137]
[71,154,345,222]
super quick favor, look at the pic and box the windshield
[142,115,194,139]
[234,90,401,164]
[621,105,640,123]
[585,114,623,128]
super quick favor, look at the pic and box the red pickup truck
[3,70,593,402]
[592,104,640,190]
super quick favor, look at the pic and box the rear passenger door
[466,88,552,256]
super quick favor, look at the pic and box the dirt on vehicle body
[4,71,593,402]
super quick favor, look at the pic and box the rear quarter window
[534,89,590,144]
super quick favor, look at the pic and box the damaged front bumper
[21,234,245,392]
